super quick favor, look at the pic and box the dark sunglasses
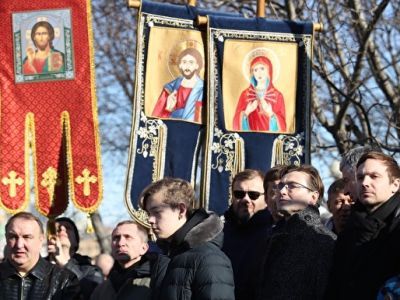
[233,190,264,200]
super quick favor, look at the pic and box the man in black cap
[47,217,103,299]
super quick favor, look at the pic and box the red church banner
[0,0,102,217]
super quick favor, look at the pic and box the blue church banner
[201,15,314,214]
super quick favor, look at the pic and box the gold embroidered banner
[0,0,102,217]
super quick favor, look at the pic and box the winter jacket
[222,207,273,300]
[256,206,336,300]
[327,192,400,300]
[90,252,169,300]
[0,256,80,300]
[64,253,103,299]
[158,209,235,300]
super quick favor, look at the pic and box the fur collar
[184,212,223,248]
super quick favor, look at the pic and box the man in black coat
[47,217,103,299]
[328,151,400,299]
[90,219,168,300]
[0,212,80,299]
[222,169,273,300]
[256,165,336,300]
[141,177,235,300]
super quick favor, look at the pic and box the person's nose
[15,237,24,249]
[148,215,156,225]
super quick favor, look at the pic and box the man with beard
[90,220,167,300]
[222,169,273,300]
[22,21,65,75]
[152,47,203,123]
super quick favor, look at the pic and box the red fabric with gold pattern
[0,0,102,217]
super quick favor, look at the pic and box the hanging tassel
[86,213,94,234]
[271,136,284,167]
[233,136,245,177]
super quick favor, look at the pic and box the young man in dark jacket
[328,152,400,299]
[0,212,80,299]
[47,217,103,299]
[141,177,235,300]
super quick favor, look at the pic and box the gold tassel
[233,137,244,177]
[86,213,94,234]
[271,137,284,167]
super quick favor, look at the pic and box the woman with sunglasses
[140,178,235,300]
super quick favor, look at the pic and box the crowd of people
[1,147,400,299]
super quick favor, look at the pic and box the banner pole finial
[128,0,141,8]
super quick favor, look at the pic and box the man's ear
[178,202,187,220]
[140,242,149,255]
[310,191,320,205]
[391,178,400,194]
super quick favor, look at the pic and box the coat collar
[0,256,49,280]
[168,209,223,255]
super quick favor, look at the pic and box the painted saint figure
[23,21,65,75]
[233,55,286,132]
[152,47,203,123]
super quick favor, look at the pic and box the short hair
[340,145,381,171]
[327,178,346,196]
[113,220,149,243]
[140,178,195,217]
[281,165,324,203]
[31,21,55,48]
[263,165,287,192]
[356,151,400,182]
[178,48,204,72]
[5,212,44,235]
[232,169,264,191]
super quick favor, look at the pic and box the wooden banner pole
[257,0,266,18]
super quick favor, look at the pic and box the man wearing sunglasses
[256,165,336,300]
[222,169,273,300]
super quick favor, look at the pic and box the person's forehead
[283,171,309,182]
[35,26,48,32]
[357,158,387,173]
[252,63,267,69]
[145,190,166,208]
[8,218,40,233]
[180,54,196,61]
[113,223,138,236]
[233,176,264,188]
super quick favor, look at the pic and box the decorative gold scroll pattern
[137,112,167,182]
